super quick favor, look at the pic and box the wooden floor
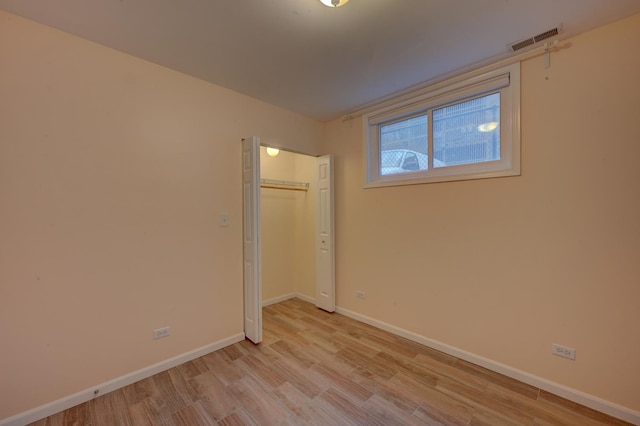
[31,298,630,426]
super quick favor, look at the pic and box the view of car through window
[379,115,430,176]
[381,150,405,168]
[380,149,445,175]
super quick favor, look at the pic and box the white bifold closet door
[242,136,262,344]
[315,155,335,313]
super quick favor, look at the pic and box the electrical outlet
[356,290,365,299]
[153,326,170,340]
[552,343,576,360]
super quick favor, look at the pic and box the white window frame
[363,63,520,187]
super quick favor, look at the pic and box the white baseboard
[0,333,245,426]
[10,302,635,425]
[262,293,297,307]
[292,292,315,304]
[335,306,640,425]
[262,292,315,307]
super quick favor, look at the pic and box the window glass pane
[380,114,428,175]
[433,93,500,167]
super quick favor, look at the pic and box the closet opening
[260,146,318,308]
[242,137,335,344]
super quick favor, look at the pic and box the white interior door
[242,137,262,343]
[315,155,335,312]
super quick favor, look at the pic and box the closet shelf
[260,178,309,192]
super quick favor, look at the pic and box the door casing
[242,140,335,341]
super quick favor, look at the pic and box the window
[364,63,520,187]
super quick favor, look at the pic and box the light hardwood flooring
[30,298,630,425]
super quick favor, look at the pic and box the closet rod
[260,178,309,192]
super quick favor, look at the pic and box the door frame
[242,139,335,341]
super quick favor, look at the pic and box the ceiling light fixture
[320,0,349,7]
[266,147,280,157]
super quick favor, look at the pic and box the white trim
[293,292,316,304]
[12,301,635,425]
[363,63,521,188]
[0,333,245,426]
[262,293,315,307]
[366,72,510,125]
[262,293,297,307]
[335,306,640,425]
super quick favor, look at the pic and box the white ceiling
[1,0,639,121]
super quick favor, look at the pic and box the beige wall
[3,5,639,420]
[260,148,297,301]
[0,11,323,419]
[323,13,640,412]
[260,148,316,302]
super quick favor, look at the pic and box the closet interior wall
[260,147,316,303]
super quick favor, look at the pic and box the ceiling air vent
[510,26,561,52]
[534,27,559,43]
[511,38,535,52]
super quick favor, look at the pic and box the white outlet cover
[552,343,576,360]
[153,327,171,340]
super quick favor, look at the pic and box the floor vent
[510,26,560,52]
